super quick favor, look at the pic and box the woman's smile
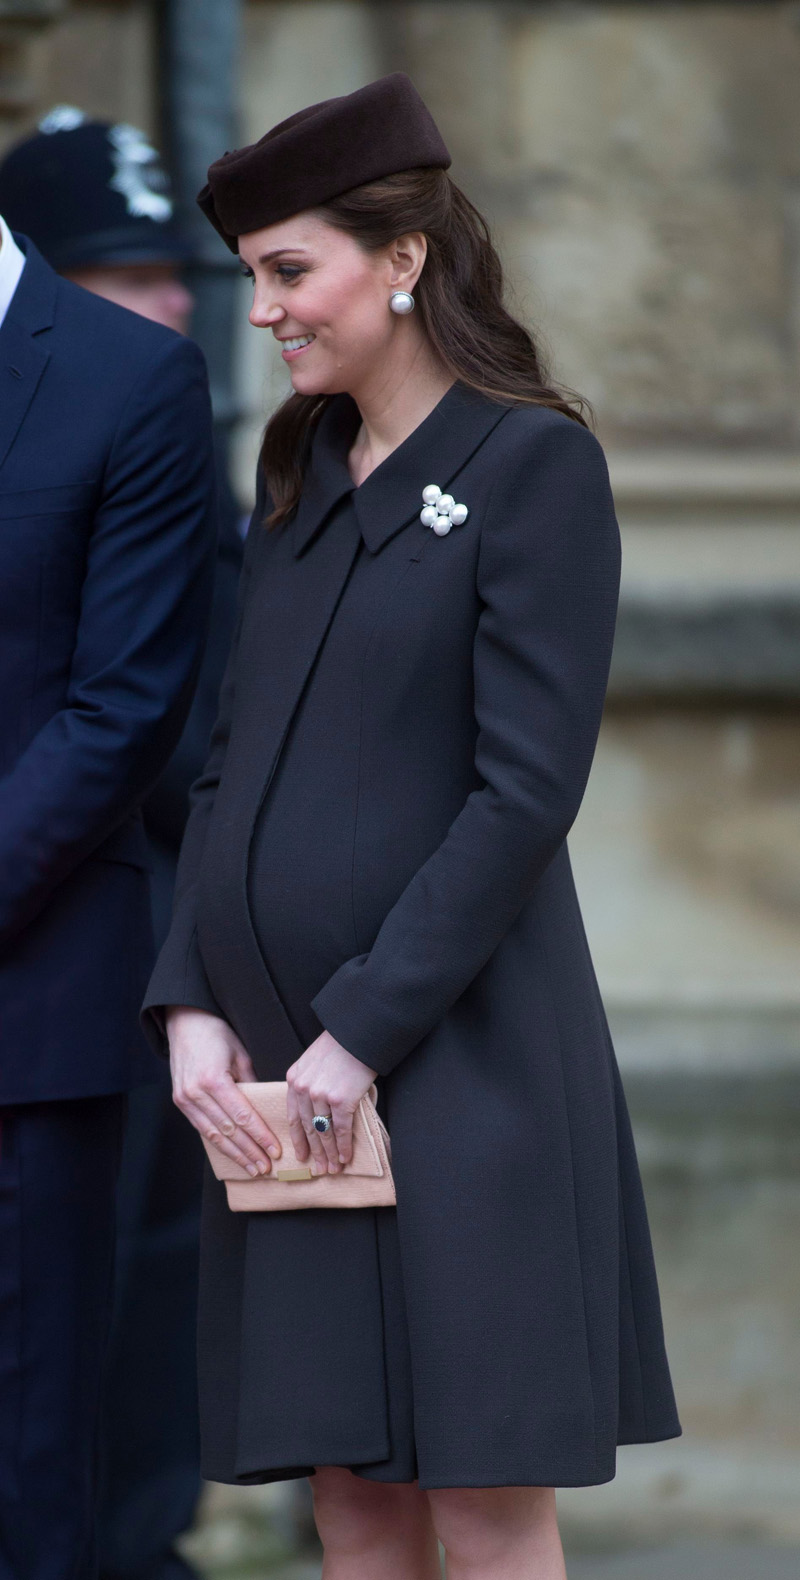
[279,332,316,361]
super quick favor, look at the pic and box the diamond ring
[312,1114,332,1134]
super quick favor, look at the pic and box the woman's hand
[166,1006,281,1176]
[286,1030,377,1174]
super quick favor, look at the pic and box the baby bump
[245,772,362,1022]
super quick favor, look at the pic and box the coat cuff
[140,927,224,1058]
[311,963,422,1077]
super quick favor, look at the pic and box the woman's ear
[388,231,428,295]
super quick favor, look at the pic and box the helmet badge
[38,105,87,135]
[107,123,173,223]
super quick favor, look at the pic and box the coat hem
[219,1439,393,1486]
[202,1421,682,1490]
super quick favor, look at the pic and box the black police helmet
[0,106,192,271]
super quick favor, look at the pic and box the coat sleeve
[311,413,621,1077]
[140,478,264,1053]
[0,335,217,947]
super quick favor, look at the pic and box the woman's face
[238,213,425,397]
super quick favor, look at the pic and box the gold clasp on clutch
[276,1167,313,1182]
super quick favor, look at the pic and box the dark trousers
[0,1095,125,1580]
[97,839,204,1580]
[97,1078,203,1580]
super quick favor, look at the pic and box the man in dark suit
[0,107,244,1580]
[0,156,216,1580]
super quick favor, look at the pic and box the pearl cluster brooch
[420,484,469,537]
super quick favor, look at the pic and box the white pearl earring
[389,291,415,315]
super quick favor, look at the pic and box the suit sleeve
[140,479,264,1053]
[311,414,621,1076]
[0,335,216,946]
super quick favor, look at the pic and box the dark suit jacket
[0,236,216,1105]
[143,387,679,1488]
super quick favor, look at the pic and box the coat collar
[291,382,512,559]
[0,237,57,472]
[290,395,360,557]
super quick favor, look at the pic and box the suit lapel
[0,237,57,473]
[0,323,50,471]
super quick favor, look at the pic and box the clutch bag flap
[201,1080,396,1211]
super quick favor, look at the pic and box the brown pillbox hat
[197,73,451,253]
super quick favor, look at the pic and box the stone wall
[0,1,155,152]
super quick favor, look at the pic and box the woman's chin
[289,367,348,398]
[288,366,323,394]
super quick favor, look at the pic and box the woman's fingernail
[247,1163,258,1177]
[257,1159,268,1174]
[268,1146,280,1159]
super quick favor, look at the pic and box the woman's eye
[239,266,254,282]
[277,265,304,283]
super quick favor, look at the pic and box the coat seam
[474,408,530,576]
[537,901,601,1478]
[569,868,650,1440]
[616,1097,650,1440]
[350,627,367,956]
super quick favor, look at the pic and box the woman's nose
[250,293,284,329]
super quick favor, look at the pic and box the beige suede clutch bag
[201,1081,396,1211]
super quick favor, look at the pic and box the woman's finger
[214,1072,282,1161]
[330,1101,356,1166]
[176,1089,266,1169]
[176,1096,268,1177]
[195,1093,274,1171]
[286,1083,310,1163]
[293,1084,330,1173]
[174,1079,278,1169]
[308,1091,341,1172]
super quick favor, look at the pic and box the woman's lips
[280,334,316,362]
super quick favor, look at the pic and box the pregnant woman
[144,74,680,1580]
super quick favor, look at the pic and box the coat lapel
[245,503,363,810]
[202,490,363,1069]
[249,396,364,797]
[290,395,360,557]
[291,385,513,559]
[242,383,513,823]
[0,238,56,473]
[353,383,512,554]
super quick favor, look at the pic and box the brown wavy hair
[260,168,590,526]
